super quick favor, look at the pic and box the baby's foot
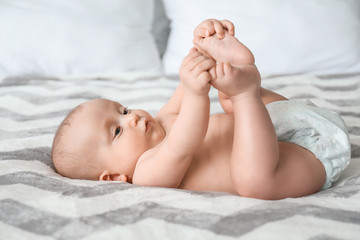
[194,32,255,67]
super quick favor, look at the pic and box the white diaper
[266,99,351,189]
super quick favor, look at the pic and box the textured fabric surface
[1,74,359,239]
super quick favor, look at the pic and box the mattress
[1,74,359,239]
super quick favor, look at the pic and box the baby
[52,19,351,199]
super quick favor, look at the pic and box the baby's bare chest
[202,113,234,157]
[179,114,236,192]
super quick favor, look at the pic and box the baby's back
[178,113,237,193]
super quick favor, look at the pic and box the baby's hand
[180,48,215,96]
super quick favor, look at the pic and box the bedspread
[0,74,359,239]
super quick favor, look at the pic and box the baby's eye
[123,107,130,115]
[114,126,121,137]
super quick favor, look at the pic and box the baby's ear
[99,171,128,182]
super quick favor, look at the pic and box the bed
[1,0,360,239]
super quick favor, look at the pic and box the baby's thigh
[275,142,326,196]
[230,141,326,199]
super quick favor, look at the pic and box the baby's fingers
[189,47,198,54]
[221,20,235,35]
[209,67,217,83]
[194,20,215,37]
[193,58,215,77]
[194,27,211,38]
[184,48,201,63]
[212,19,225,39]
[197,71,212,86]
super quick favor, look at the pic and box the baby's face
[72,99,165,180]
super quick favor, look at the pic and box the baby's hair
[51,104,99,180]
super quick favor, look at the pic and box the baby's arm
[133,49,214,188]
[156,82,184,117]
[169,48,213,157]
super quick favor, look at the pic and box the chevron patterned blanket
[1,74,359,239]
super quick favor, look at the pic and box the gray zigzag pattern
[0,84,180,104]
[0,108,72,120]
[1,199,360,239]
[351,144,360,158]
[0,172,139,197]
[0,147,52,165]
[2,170,360,199]
[317,73,360,79]
[349,126,360,135]
[314,83,359,91]
[0,97,171,120]
[0,127,57,140]
[339,111,360,118]
[263,83,360,92]
[1,75,360,239]
[1,92,102,105]
[0,171,229,198]
[0,75,170,86]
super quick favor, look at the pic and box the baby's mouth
[145,120,152,133]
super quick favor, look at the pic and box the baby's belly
[179,155,236,194]
[179,114,237,194]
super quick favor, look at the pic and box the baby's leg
[193,32,255,66]
[230,93,326,199]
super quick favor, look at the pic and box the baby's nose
[127,113,139,127]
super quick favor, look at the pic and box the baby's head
[51,98,165,182]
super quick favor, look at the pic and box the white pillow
[163,0,360,75]
[0,0,162,79]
